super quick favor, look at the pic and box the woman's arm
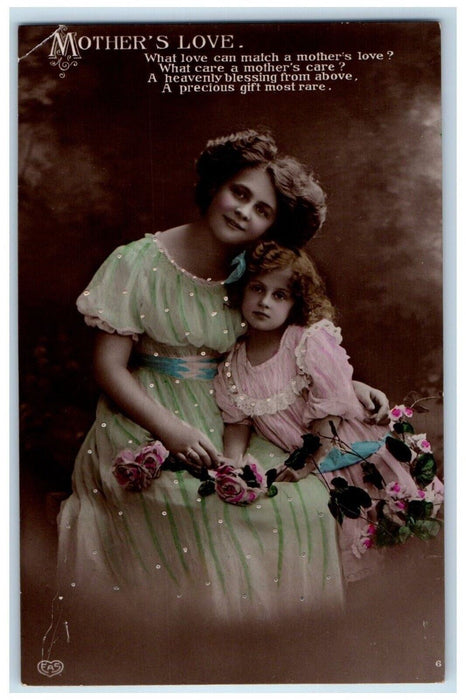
[352,380,389,424]
[93,331,221,467]
[222,423,252,466]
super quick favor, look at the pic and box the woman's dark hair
[228,240,335,326]
[195,129,327,247]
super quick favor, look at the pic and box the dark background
[18,21,444,685]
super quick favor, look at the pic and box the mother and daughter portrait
[47,128,443,683]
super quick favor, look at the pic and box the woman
[54,130,388,682]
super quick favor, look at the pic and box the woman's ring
[186,448,196,459]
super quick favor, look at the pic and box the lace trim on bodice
[222,320,342,417]
[222,363,309,416]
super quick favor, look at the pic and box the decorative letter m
[49,27,80,59]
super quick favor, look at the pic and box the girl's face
[241,268,295,333]
[205,167,277,247]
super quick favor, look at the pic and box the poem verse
[145,49,394,95]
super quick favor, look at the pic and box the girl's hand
[275,458,315,483]
[221,423,251,467]
[352,380,390,424]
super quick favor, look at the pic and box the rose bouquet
[112,441,169,491]
[317,397,444,552]
[198,457,278,506]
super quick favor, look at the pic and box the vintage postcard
[17,18,446,688]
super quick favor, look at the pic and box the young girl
[214,241,443,582]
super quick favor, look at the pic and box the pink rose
[134,442,169,475]
[113,461,154,491]
[248,462,265,487]
[214,461,267,506]
[390,406,403,419]
[403,407,414,418]
[215,467,252,505]
[112,441,169,491]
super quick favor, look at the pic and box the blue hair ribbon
[224,250,247,284]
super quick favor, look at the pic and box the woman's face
[205,167,277,247]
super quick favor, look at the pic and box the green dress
[57,234,344,652]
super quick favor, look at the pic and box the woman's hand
[93,331,220,468]
[162,421,221,469]
[352,380,390,424]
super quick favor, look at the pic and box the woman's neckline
[150,232,227,286]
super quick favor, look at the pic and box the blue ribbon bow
[225,251,247,284]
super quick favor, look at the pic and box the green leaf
[285,434,321,470]
[284,448,306,470]
[266,468,277,488]
[407,499,434,520]
[375,517,403,547]
[411,518,441,541]
[412,453,437,487]
[328,495,344,526]
[328,480,372,520]
[198,480,215,497]
[362,461,385,490]
[331,476,349,489]
[394,421,415,435]
[301,433,322,454]
[267,484,278,498]
[242,464,260,488]
[386,436,412,463]
[398,525,412,543]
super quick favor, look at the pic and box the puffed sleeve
[213,358,252,426]
[296,321,365,422]
[76,238,151,341]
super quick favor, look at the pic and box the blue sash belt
[134,353,221,380]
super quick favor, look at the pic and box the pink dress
[214,320,443,581]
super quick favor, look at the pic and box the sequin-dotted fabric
[57,235,345,626]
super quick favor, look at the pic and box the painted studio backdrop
[18,21,444,686]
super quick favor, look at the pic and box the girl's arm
[352,380,389,424]
[222,423,252,466]
[93,331,220,467]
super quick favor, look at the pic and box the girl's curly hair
[228,241,335,327]
[195,129,327,247]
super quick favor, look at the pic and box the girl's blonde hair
[228,241,335,327]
